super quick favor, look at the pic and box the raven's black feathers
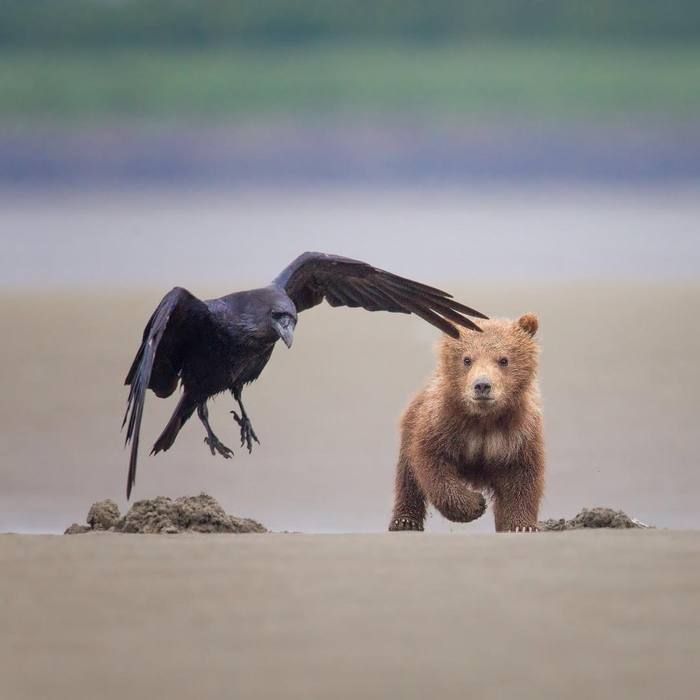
[275,252,487,335]
[123,252,487,498]
[123,287,211,498]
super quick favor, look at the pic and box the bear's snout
[472,376,493,399]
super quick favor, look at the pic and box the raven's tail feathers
[123,288,192,499]
[151,395,197,456]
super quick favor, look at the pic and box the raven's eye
[463,357,472,367]
[498,357,509,367]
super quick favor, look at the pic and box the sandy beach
[1,530,698,700]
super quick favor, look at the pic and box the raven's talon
[203,436,233,459]
[231,411,260,454]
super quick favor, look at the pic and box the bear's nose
[473,377,492,397]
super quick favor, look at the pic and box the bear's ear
[517,313,539,337]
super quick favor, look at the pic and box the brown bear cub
[389,314,544,533]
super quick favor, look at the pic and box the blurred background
[1,1,698,533]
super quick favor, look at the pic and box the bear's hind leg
[389,448,426,531]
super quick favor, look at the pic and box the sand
[2,281,699,534]
[1,530,698,700]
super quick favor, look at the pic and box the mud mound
[87,499,121,530]
[539,507,652,531]
[65,494,266,535]
[122,494,266,534]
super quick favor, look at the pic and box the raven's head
[270,300,298,349]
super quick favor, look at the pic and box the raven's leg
[197,403,234,459]
[231,387,260,453]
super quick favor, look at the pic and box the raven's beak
[273,318,295,349]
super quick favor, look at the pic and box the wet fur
[390,314,544,532]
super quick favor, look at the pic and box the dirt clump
[122,494,266,534]
[86,499,121,530]
[539,507,652,531]
[64,494,266,535]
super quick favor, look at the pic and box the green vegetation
[1,1,697,123]
[1,43,698,122]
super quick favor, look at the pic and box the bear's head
[438,314,540,415]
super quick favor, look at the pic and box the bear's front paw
[389,517,424,532]
[508,525,539,533]
[436,491,487,523]
[471,493,488,520]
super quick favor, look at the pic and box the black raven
[123,252,487,498]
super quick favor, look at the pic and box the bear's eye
[498,357,509,367]
[463,357,472,367]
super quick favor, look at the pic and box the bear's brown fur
[389,314,544,533]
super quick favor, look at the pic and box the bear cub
[389,314,544,533]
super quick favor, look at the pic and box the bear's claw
[389,517,424,532]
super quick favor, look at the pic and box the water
[2,186,700,289]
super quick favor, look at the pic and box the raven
[123,252,487,498]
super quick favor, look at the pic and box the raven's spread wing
[122,287,211,499]
[274,252,487,337]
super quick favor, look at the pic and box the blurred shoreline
[2,120,700,187]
